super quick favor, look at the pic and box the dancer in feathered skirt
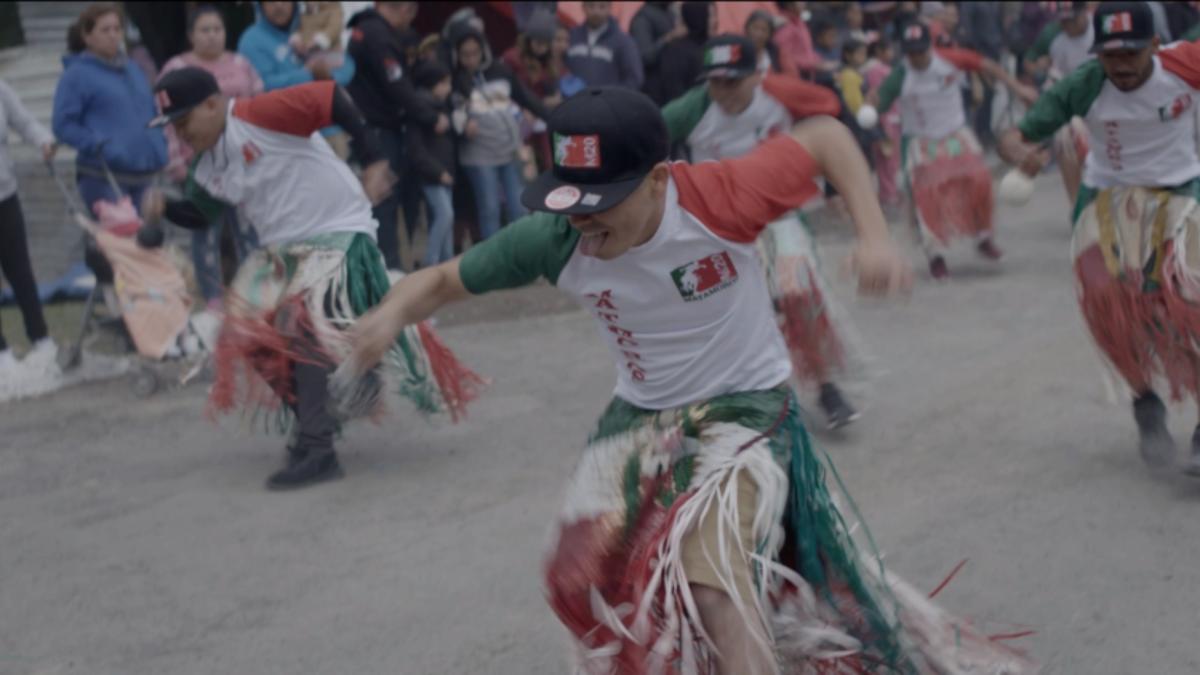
[663,34,863,430]
[140,68,481,490]
[873,23,1038,279]
[1001,2,1200,473]
[350,86,1033,674]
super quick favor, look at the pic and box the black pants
[0,194,48,351]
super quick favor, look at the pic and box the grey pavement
[3,173,1200,675]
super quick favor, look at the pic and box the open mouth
[578,231,609,257]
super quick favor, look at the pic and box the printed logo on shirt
[705,44,742,66]
[384,58,403,82]
[670,252,739,302]
[1159,93,1193,121]
[242,141,263,165]
[554,134,602,169]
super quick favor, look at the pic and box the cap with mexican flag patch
[522,87,669,216]
[700,34,758,80]
[1091,1,1153,53]
[899,21,931,54]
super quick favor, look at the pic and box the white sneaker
[9,339,64,400]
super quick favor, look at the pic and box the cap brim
[147,106,196,129]
[699,67,757,82]
[521,170,647,216]
[1091,38,1151,53]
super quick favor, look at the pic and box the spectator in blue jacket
[52,2,166,216]
[565,1,643,89]
[239,1,355,90]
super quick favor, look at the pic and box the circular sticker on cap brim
[544,185,582,211]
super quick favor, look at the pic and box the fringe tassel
[777,282,847,385]
[415,322,487,423]
[910,148,994,246]
[1073,245,1158,395]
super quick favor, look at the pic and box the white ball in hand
[998,169,1036,206]
[855,105,879,130]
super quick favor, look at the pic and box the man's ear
[648,162,671,197]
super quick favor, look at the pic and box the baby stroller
[48,160,217,397]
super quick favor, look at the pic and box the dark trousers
[0,194,48,351]
[370,128,423,270]
[290,358,337,457]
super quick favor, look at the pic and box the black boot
[266,450,343,491]
[1133,391,1175,469]
[267,359,343,491]
[819,383,860,430]
[1182,425,1200,477]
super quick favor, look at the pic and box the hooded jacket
[658,2,712,104]
[238,1,355,92]
[345,7,436,132]
[51,52,167,174]
[448,23,549,167]
[630,2,677,104]
[565,15,644,89]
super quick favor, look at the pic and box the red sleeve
[231,81,334,136]
[671,133,821,243]
[761,73,842,119]
[1161,41,1200,89]
[934,47,983,73]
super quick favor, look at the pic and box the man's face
[745,17,771,48]
[905,49,932,71]
[1098,43,1156,92]
[1062,13,1089,37]
[565,166,669,260]
[172,96,226,153]
[458,38,483,72]
[583,2,611,29]
[378,1,417,30]
[708,73,760,115]
[261,1,294,29]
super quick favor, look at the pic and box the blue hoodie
[238,2,355,92]
[52,52,167,174]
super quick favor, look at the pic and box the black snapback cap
[522,87,670,216]
[899,21,931,54]
[149,67,220,128]
[700,34,759,80]
[1091,1,1154,53]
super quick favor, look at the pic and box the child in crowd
[810,15,841,68]
[836,38,868,115]
[290,1,345,70]
[863,38,901,206]
[407,60,457,268]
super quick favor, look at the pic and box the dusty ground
[4,174,1200,675]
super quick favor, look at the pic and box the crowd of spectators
[7,0,1200,298]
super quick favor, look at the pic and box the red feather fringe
[777,275,846,385]
[416,322,488,423]
[911,153,994,246]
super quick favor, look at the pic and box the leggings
[0,193,48,351]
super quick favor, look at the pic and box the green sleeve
[1024,23,1060,63]
[183,158,228,223]
[458,211,580,294]
[1183,23,1200,43]
[1017,59,1105,142]
[662,85,711,145]
[875,64,905,114]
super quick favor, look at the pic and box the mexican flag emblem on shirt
[671,252,740,301]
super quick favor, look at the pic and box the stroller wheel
[59,344,83,372]
[131,367,159,398]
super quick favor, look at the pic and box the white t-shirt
[188,85,376,245]
[1049,23,1094,77]
[892,48,982,140]
[458,135,823,409]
